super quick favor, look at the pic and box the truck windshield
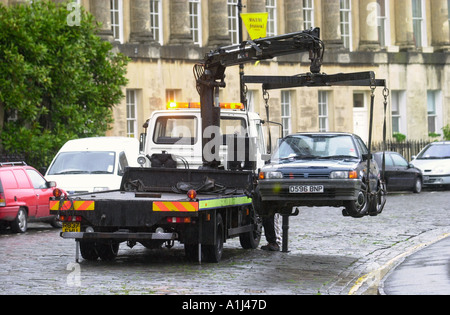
[153,116,198,145]
[47,151,116,175]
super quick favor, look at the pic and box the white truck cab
[139,102,269,170]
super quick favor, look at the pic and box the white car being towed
[411,141,450,188]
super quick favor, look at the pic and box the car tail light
[0,192,5,207]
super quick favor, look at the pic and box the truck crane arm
[195,28,324,168]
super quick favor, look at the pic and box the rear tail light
[0,192,5,207]
[167,217,191,223]
[59,215,82,222]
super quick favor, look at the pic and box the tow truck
[50,27,388,261]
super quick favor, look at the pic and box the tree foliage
[0,1,129,169]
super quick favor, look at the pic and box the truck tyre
[203,213,224,263]
[79,241,99,261]
[11,207,27,233]
[239,208,262,249]
[97,242,119,261]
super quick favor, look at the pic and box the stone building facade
[3,0,450,144]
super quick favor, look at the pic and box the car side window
[117,152,129,176]
[391,153,408,167]
[14,169,33,188]
[354,137,368,156]
[26,169,48,189]
[383,154,394,166]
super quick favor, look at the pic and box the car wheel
[11,207,28,233]
[413,177,422,193]
[344,188,369,218]
[369,180,387,216]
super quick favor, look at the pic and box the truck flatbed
[50,168,261,263]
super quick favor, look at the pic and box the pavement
[378,233,450,295]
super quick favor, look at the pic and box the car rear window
[0,170,18,189]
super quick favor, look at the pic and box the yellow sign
[240,12,268,40]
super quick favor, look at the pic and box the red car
[0,162,62,233]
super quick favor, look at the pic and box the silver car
[411,141,450,188]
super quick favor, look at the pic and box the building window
[427,90,442,134]
[126,90,138,138]
[390,91,407,136]
[377,0,390,47]
[281,91,291,137]
[266,0,277,37]
[303,0,314,29]
[110,0,123,43]
[412,0,426,48]
[150,0,163,45]
[340,0,352,50]
[318,91,328,132]
[227,0,239,44]
[189,0,202,46]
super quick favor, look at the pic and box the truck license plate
[289,185,324,193]
[62,222,80,232]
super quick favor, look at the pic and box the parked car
[0,162,63,233]
[373,151,422,193]
[256,132,385,218]
[45,137,139,194]
[410,141,450,188]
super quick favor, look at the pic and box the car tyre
[412,177,422,193]
[344,188,369,218]
[11,207,28,233]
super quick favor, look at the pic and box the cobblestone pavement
[1,189,449,295]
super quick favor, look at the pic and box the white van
[45,137,139,194]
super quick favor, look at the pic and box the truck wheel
[239,208,262,249]
[97,242,119,261]
[79,241,99,261]
[11,207,27,233]
[203,213,224,263]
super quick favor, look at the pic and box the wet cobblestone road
[1,190,449,295]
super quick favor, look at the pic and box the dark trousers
[262,215,277,244]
